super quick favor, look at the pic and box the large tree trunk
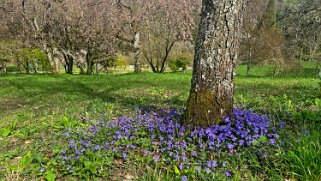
[185,0,247,128]
[47,49,60,74]
[133,32,142,73]
[43,44,60,74]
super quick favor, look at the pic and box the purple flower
[179,163,184,170]
[191,150,197,156]
[181,154,187,161]
[122,153,128,159]
[174,154,180,161]
[279,122,285,128]
[40,167,45,172]
[69,140,75,148]
[222,162,227,167]
[196,166,201,172]
[270,139,276,145]
[94,145,100,151]
[239,140,245,146]
[181,176,187,181]
[153,154,160,162]
[225,171,232,177]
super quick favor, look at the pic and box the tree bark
[159,41,175,73]
[185,0,247,128]
[47,48,60,74]
[66,56,73,74]
[62,50,74,74]
[133,32,142,73]
[25,62,30,74]
[246,39,252,77]
[86,48,94,75]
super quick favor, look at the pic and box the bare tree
[141,0,200,73]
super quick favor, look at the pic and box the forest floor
[0,63,320,180]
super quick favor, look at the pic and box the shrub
[169,56,190,72]
[115,54,128,69]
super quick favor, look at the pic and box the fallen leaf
[24,140,32,144]
[114,159,123,165]
[124,174,135,180]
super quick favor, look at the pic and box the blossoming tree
[185,0,249,127]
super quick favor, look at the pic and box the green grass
[0,64,321,180]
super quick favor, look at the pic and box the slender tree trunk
[185,0,247,128]
[25,62,30,74]
[17,60,21,73]
[246,52,252,77]
[96,63,99,75]
[86,64,93,75]
[53,57,60,74]
[34,63,38,73]
[159,41,175,73]
[79,66,86,74]
[133,32,142,73]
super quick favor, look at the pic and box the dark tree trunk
[16,60,22,73]
[143,40,175,73]
[246,61,251,77]
[63,52,74,74]
[25,62,30,74]
[159,41,175,73]
[86,64,93,75]
[185,0,247,128]
[66,57,73,74]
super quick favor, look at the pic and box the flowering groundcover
[56,108,282,180]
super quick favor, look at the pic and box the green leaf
[19,152,33,168]
[173,165,180,175]
[0,128,11,137]
[45,170,56,181]
[32,152,43,163]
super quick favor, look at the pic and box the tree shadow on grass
[6,74,188,114]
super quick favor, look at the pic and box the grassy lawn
[0,64,320,180]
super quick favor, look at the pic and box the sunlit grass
[0,63,320,180]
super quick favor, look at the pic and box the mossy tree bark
[185,0,247,128]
